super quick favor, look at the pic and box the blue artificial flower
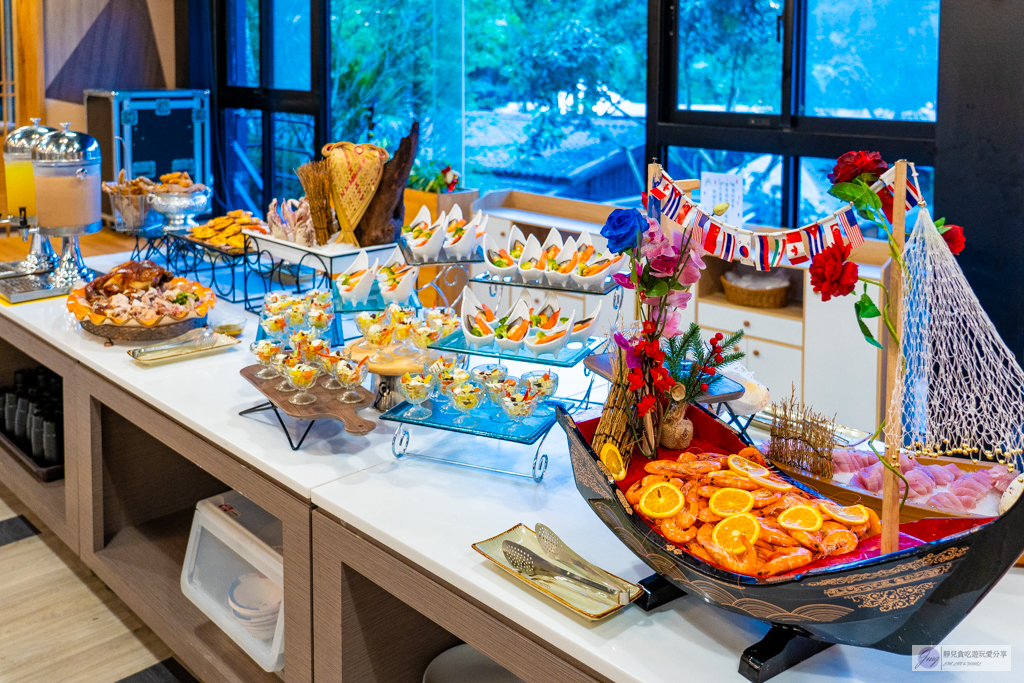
[601,208,645,254]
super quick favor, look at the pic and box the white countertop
[312,430,1024,683]
[0,252,398,499]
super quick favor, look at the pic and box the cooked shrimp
[758,547,813,577]
[625,481,645,506]
[661,515,699,545]
[822,529,858,556]
[752,491,782,508]
[676,452,699,463]
[820,521,847,534]
[706,472,760,490]
[697,500,723,523]
[696,485,722,498]
[792,530,824,553]
[686,541,713,563]
[756,521,800,547]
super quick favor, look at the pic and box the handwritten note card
[700,172,745,227]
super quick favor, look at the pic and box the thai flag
[805,223,827,258]
[838,208,864,249]
[718,228,737,261]
[878,167,921,210]
[784,230,809,265]
[754,234,782,271]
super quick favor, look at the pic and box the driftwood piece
[767,386,836,479]
[355,121,419,247]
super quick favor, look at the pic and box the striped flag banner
[878,166,921,209]
[718,225,738,261]
[754,234,783,271]
[662,185,686,223]
[838,208,864,249]
[692,209,712,244]
[804,223,827,258]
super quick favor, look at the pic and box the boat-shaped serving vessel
[557,404,1024,654]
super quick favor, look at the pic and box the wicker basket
[720,275,789,308]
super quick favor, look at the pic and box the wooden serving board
[342,338,425,377]
[240,364,377,435]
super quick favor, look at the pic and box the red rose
[810,242,859,302]
[828,151,888,185]
[941,224,965,255]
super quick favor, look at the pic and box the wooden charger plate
[240,364,376,435]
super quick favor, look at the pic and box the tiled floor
[0,482,197,683]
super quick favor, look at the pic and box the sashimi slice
[927,492,967,512]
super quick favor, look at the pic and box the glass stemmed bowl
[316,349,347,390]
[484,376,519,423]
[499,387,541,434]
[427,356,469,413]
[251,339,282,380]
[364,323,395,364]
[520,369,559,401]
[410,320,444,363]
[397,372,437,419]
[448,381,485,427]
[272,352,299,392]
[354,311,386,352]
[333,357,369,404]
[285,363,319,405]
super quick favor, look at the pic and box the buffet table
[0,252,1021,683]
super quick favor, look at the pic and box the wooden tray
[0,428,63,482]
[240,364,377,435]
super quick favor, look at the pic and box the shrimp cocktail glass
[398,372,436,419]
[499,387,541,434]
[428,356,469,414]
[520,370,558,417]
[410,321,443,363]
[388,304,418,357]
[272,352,299,392]
[449,381,484,427]
[316,349,346,390]
[354,311,385,352]
[251,339,282,379]
[333,357,369,404]
[286,363,319,405]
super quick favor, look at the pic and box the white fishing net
[887,209,1024,473]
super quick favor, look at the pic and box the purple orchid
[613,332,641,369]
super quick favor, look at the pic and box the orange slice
[708,487,755,517]
[712,513,760,555]
[747,472,794,493]
[727,454,770,479]
[638,482,685,519]
[819,501,869,526]
[599,443,627,482]
[778,505,824,532]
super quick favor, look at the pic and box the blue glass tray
[332,279,420,313]
[429,331,605,368]
[472,271,621,296]
[379,399,559,445]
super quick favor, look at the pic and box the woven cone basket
[322,142,390,246]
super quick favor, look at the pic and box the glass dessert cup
[317,350,346,390]
[306,307,335,337]
[286,363,319,405]
[470,363,507,386]
[520,369,559,400]
[484,376,519,423]
[500,391,541,434]
[449,381,484,427]
[410,322,444,363]
[306,288,333,309]
[260,314,289,341]
[272,352,300,392]
[429,359,469,414]
[302,338,329,364]
[354,312,385,352]
[387,304,418,357]
[284,301,311,330]
[334,357,369,403]
[251,340,282,380]
[364,323,395,364]
[397,372,436,419]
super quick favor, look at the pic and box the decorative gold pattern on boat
[824,566,952,598]
[847,583,934,612]
[806,547,968,587]
[687,580,854,623]
[569,440,611,495]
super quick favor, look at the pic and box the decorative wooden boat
[557,403,1024,655]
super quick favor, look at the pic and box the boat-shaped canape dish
[334,250,378,305]
[408,211,447,261]
[524,312,575,357]
[484,235,517,278]
[517,234,546,283]
[377,250,418,304]
[460,287,496,347]
[493,298,531,352]
[568,300,602,343]
[545,237,578,287]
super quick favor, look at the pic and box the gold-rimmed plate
[472,523,641,620]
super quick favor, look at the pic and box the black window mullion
[261,104,273,210]
[781,0,795,129]
[312,0,328,155]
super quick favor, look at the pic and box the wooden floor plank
[0,482,172,683]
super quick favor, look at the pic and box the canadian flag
[785,231,809,265]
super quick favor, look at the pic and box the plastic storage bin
[180,490,285,672]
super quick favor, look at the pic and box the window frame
[647,0,937,229]
[215,0,329,213]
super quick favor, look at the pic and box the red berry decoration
[715,354,723,363]
[700,383,709,391]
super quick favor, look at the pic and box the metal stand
[391,422,550,483]
[18,231,58,273]
[738,627,834,683]
[238,401,316,451]
[48,236,96,287]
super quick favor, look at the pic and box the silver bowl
[147,187,212,231]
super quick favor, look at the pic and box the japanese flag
[784,230,809,265]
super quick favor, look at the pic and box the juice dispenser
[2,118,58,274]
[31,123,102,286]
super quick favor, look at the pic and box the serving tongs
[133,327,218,361]
[535,524,631,605]
[502,540,618,598]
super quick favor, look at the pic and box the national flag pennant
[804,222,827,258]
[837,207,864,249]
[784,230,809,264]
[661,184,686,223]
[734,231,753,263]
[878,166,921,210]
[695,210,716,250]
[717,226,737,261]
[649,171,675,202]
[754,234,783,271]
[821,216,844,247]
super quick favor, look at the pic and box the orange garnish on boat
[712,513,760,555]
[638,482,685,519]
[819,502,869,526]
[778,505,824,532]
[747,472,794,492]
[727,454,770,479]
[708,488,755,517]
